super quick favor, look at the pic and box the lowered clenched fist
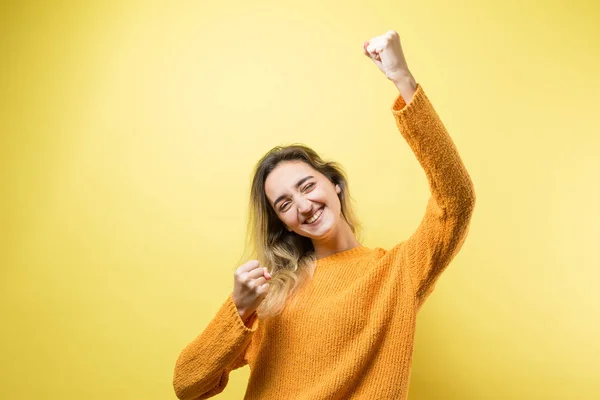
[362,30,412,83]
[232,260,272,322]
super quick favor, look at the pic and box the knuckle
[259,283,270,295]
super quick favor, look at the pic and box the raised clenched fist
[232,260,272,322]
[362,30,412,83]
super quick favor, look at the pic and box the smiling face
[264,160,343,240]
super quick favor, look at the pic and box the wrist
[240,310,257,328]
[391,72,416,89]
[387,67,413,82]
[392,72,417,104]
[237,307,252,320]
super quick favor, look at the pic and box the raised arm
[391,82,475,310]
[363,30,476,310]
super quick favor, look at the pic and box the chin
[302,217,338,240]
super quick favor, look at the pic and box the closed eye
[279,182,316,212]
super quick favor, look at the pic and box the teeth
[306,208,323,224]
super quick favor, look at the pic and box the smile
[304,207,324,224]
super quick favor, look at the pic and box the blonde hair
[243,144,362,321]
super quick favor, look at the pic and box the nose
[297,196,313,215]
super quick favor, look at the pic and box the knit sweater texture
[173,83,476,400]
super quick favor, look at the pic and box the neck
[312,218,360,260]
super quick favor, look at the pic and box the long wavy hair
[243,144,362,321]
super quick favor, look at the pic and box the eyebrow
[273,175,314,208]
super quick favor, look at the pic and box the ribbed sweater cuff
[226,292,259,333]
[390,83,426,118]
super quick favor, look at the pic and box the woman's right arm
[173,260,271,400]
[172,292,259,400]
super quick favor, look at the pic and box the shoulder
[371,241,408,264]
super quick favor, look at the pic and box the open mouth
[304,206,325,225]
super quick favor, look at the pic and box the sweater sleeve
[391,83,476,310]
[173,292,259,400]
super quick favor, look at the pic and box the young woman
[173,30,476,400]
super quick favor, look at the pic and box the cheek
[314,188,333,203]
[315,191,341,217]
[281,212,297,227]
[331,195,344,217]
[326,189,341,206]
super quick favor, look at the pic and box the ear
[335,184,341,194]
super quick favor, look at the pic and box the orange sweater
[173,84,476,400]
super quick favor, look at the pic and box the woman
[173,30,476,400]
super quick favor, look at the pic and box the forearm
[391,84,476,307]
[392,73,418,105]
[173,294,257,399]
[391,84,475,215]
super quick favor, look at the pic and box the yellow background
[2,0,599,399]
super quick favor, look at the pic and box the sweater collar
[315,245,372,266]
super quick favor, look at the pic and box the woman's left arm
[390,81,476,310]
[364,30,476,309]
